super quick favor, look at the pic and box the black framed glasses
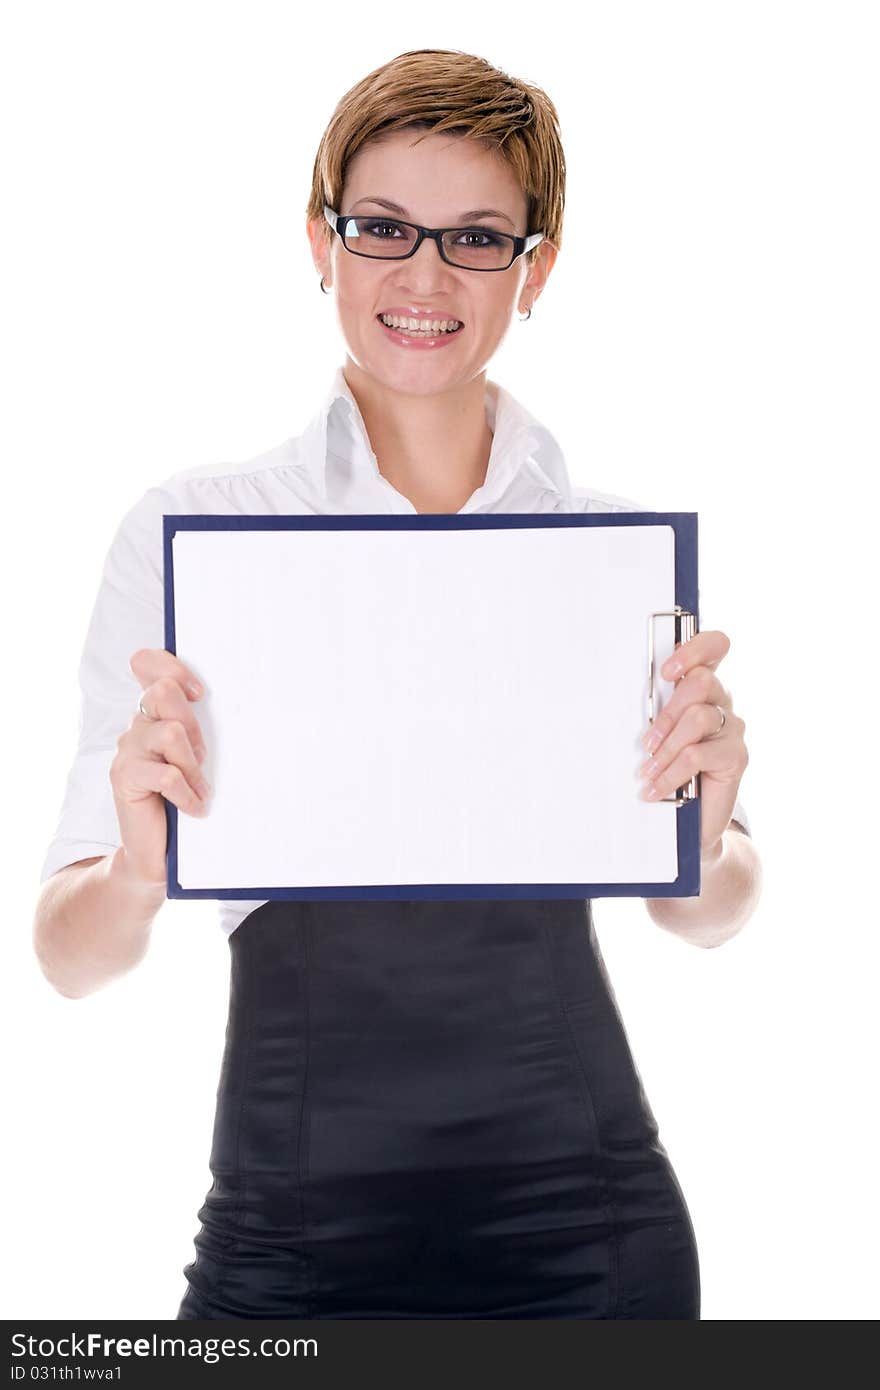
[323,204,544,272]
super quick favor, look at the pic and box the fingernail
[664,660,682,679]
[642,783,662,799]
[641,728,662,752]
[197,777,212,798]
[195,744,207,763]
[187,680,202,698]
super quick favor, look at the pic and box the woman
[34,49,759,1319]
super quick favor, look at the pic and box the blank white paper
[170,522,681,892]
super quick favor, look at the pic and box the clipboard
[162,512,702,902]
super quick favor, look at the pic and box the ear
[306,216,332,283]
[521,240,558,308]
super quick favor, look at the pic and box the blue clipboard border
[162,512,700,902]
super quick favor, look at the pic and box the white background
[3,0,877,1322]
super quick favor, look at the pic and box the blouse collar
[297,365,574,508]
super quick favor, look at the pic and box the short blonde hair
[306,48,565,268]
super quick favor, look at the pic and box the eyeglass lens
[343,217,515,270]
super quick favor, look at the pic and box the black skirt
[175,897,699,1319]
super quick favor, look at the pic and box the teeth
[380,314,461,333]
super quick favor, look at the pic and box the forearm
[33,847,165,999]
[644,824,763,948]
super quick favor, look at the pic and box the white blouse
[40,366,751,936]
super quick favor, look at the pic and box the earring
[320,276,330,294]
[518,305,532,321]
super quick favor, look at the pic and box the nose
[407,233,447,265]
[397,233,457,287]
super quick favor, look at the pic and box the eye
[362,219,403,239]
[455,228,503,248]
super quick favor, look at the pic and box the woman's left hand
[636,629,749,857]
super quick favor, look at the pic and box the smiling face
[307,130,557,398]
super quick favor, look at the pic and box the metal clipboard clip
[647,606,698,807]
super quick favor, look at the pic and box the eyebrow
[349,196,516,229]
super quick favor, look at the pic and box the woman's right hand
[110,649,212,887]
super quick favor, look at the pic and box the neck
[341,358,494,514]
